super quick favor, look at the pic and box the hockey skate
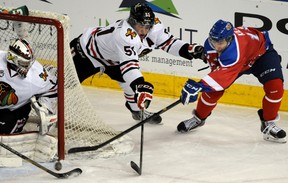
[258,109,286,143]
[125,102,162,124]
[177,110,205,132]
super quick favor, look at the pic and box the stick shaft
[68,99,181,153]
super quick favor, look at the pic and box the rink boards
[82,72,288,111]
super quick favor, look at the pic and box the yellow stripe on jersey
[82,72,288,112]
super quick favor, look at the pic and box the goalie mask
[6,38,35,78]
[128,3,155,28]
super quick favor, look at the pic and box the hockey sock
[262,78,284,121]
[196,91,224,119]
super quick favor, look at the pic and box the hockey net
[0,6,134,160]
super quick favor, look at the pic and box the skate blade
[263,134,287,143]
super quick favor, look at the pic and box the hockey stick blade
[0,142,82,179]
[130,161,141,175]
[54,168,83,179]
[68,99,181,154]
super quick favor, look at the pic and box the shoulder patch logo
[39,68,48,81]
[226,23,232,31]
[125,28,137,39]
[154,18,161,24]
[0,81,18,106]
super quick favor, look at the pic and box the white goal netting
[0,6,134,159]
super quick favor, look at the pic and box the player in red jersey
[177,19,286,143]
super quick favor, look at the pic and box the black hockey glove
[188,43,205,60]
[134,81,154,109]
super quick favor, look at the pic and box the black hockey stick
[0,142,82,179]
[197,66,209,71]
[130,108,145,175]
[68,99,181,154]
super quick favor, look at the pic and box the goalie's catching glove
[134,81,154,109]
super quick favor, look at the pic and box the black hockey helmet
[128,3,155,28]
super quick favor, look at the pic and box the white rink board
[1,0,287,89]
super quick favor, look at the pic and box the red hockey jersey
[202,27,271,91]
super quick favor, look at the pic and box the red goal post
[0,7,134,161]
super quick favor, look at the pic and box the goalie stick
[0,142,82,179]
[68,99,181,154]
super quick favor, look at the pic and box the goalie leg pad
[34,134,58,162]
[0,157,22,167]
[0,132,57,163]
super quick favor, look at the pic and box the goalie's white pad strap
[0,132,57,163]
[30,96,57,135]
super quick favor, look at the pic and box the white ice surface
[1,86,288,183]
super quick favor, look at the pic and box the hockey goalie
[0,37,58,167]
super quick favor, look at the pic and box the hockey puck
[54,161,62,171]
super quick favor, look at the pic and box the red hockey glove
[134,81,154,109]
